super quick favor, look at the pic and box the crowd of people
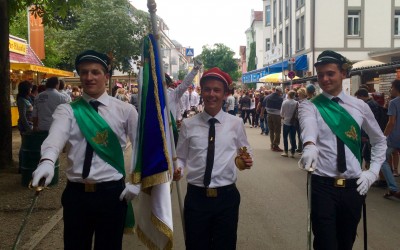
[12,48,399,250]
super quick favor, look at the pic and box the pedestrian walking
[173,67,253,250]
[32,50,140,250]
[280,90,298,157]
[380,79,400,199]
[263,87,284,151]
[239,91,252,126]
[298,50,387,250]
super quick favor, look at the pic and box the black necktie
[204,118,218,187]
[332,97,347,173]
[82,100,101,179]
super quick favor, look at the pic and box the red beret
[200,67,232,86]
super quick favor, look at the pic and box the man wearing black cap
[298,50,386,249]
[174,67,253,250]
[32,50,140,249]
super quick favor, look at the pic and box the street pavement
[32,125,400,249]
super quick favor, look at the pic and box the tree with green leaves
[178,69,188,80]
[1,1,83,169]
[196,43,240,81]
[247,41,256,71]
[56,0,150,73]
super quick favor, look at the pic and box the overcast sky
[129,0,264,57]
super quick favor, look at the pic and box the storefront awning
[242,54,308,84]
[10,62,74,77]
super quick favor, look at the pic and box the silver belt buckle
[206,188,217,197]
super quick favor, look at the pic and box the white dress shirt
[299,91,386,178]
[181,92,190,112]
[168,69,198,120]
[176,109,252,188]
[188,91,200,107]
[226,95,235,111]
[41,92,138,183]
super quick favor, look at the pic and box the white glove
[298,144,319,171]
[119,183,141,201]
[357,171,378,195]
[32,161,55,187]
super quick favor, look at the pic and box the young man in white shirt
[174,67,253,250]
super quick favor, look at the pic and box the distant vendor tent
[352,60,385,69]
[259,72,299,83]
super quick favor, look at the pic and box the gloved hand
[119,183,141,201]
[357,170,378,195]
[298,144,319,171]
[32,161,55,187]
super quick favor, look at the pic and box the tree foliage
[196,43,240,81]
[57,0,150,73]
[0,0,84,169]
[178,69,188,80]
[247,42,256,71]
[8,0,83,29]
[9,10,28,40]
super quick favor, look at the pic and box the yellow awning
[10,62,74,77]
[259,72,299,83]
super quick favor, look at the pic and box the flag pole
[147,0,186,237]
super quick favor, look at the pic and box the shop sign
[9,38,27,55]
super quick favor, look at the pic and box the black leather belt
[67,179,125,192]
[312,175,358,188]
[187,183,236,198]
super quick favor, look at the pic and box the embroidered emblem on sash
[345,126,358,141]
[92,130,109,146]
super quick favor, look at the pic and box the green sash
[70,97,135,231]
[311,94,362,164]
[70,98,124,172]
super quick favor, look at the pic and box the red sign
[288,71,296,79]
[29,6,45,59]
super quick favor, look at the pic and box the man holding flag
[32,50,139,250]
[174,67,253,250]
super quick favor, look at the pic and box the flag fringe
[137,215,173,250]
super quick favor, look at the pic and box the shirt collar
[82,91,109,106]
[322,91,347,103]
[201,109,225,124]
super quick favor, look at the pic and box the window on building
[266,5,271,26]
[296,16,305,51]
[395,10,400,35]
[279,30,282,44]
[273,0,277,27]
[279,0,283,23]
[300,16,305,49]
[273,34,277,47]
[348,10,360,36]
[266,38,271,51]
[296,0,304,9]
[285,26,289,56]
[285,0,289,18]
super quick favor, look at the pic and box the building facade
[243,0,400,84]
